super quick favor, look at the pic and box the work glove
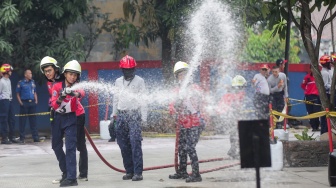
[64,87,75,96]
[58,89,67,101]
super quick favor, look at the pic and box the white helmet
[232,75,247,87]
[62,60,81,75]
[40,56,59,73]
[173,61,189,75]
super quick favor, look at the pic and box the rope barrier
[14,103,107,117]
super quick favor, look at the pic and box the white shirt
[253,73,270,95]
[267,72,288,97]
[112,75,148,121]
[321,67,331,93]
[0,77,12,100]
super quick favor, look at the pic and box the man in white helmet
[168,61,204,183]
[50,60,85,187]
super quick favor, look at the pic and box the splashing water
[181,0,240,91]
[71,0,255,134]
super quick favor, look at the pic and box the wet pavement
[0,130,331,188]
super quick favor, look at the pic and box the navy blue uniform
[16,79,39,141]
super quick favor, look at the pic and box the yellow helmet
[40,56,59,73]
[173,61,189,75]
[232,75,247,87]
[0,64,13,74]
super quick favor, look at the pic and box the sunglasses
[261,68,268,71]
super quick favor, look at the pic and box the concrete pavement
[0,131,332,188]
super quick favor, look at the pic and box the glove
[64,87,75,96]
[58,89,67,101]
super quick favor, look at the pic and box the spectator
[301,67,320,132]
[276,58,287,72]
[0,64,16,144]
[267,66,288,129]
[108,113,116,142]
[16,69,40,143]
[252,64,270,119]
[319,55,332,135]
[112,55,147,181]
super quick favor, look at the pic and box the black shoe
[33,139,41,142]
[108,138,115,142]
[1,139,12,144]
[186,175,202,183]
[77,175,88,181]
[122,173,133,180]
[169,172,189,179]
[10,139,19,143]
[132,174,143,181]
[60,179,78,187]
[52,173,67,184]
[17,139,25,144]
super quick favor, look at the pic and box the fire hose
[84,125,239,174]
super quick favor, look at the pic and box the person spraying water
[169,61,204,183]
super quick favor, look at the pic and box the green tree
[242,28,300,63]
[233,0,336,128]
[103,0,194,84]
[0,0,91,82]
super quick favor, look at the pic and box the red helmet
[0,64,13,73]
[120,55,137,68]
[320,55,332,64]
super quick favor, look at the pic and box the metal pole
[284,0,291,77]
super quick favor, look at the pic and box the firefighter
[50,60,84,187]
[0,64,16,144]
[112,55,147,181]
[168,61,204,183]
[40,57,88,184]
[218,75,247,159]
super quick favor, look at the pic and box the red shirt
[51,81,78,113]
[169,84,204,128]
[217,91,245,115]
[301,73,319,95]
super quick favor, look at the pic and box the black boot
[1,139,12,144]
[60,179,78,187]
[169,172,189,179]
[186,174,202,183]
[122,173,133,180]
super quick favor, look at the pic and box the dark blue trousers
[116,111,143,175]
[76,114,88,177]
[0,99,16,140]
[19,100,39,140]
[52,112,77,180]
[304,95,321,130]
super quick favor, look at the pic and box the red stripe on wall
[80,60,308,133]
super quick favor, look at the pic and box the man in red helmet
[0,64,16,144]
[112,55,147,181]
[320,55,332,134]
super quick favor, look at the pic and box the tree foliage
[0,0,91,82]
[233,0,336,127]
[103,0,195,84]
[242,28,300,63]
